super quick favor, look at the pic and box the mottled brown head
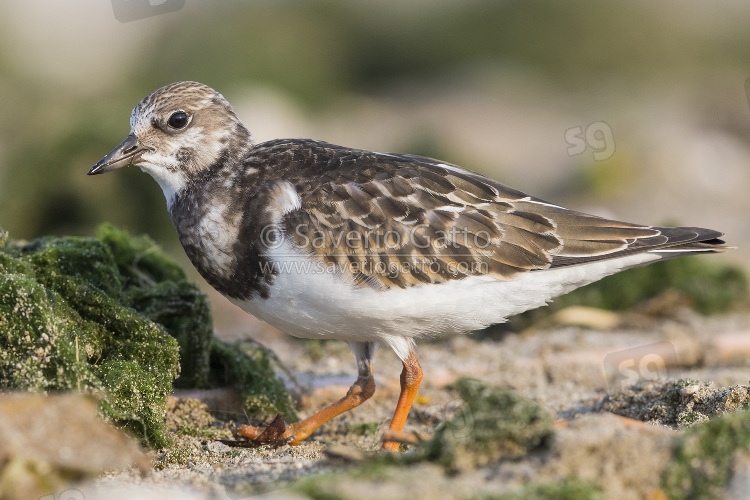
[89,81,252,206]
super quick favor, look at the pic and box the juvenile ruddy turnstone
[89,81,730,450]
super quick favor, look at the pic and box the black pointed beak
[88,134,151,175]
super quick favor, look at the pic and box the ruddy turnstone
[89,81,730,450]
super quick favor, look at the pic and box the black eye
[168,111,189,129]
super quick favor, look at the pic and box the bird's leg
[382,351,423,451]
[239,342,375,445]
[284,366,374,445]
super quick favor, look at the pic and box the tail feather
[649,226,731,254]
[549,226,730,268]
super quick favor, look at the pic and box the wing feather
[256,140,729,289]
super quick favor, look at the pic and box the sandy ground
[68,301,750,500]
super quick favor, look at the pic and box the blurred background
[0,0,749,330]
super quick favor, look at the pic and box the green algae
[209,339,297,422]
[405,378,554,472]
[97,223,213,389]
[0,224,296,448]
[662,409,750,500]
[0,229,181,448]
[97,222,185,285]
[292,379,557,499]
[127,281,212,389]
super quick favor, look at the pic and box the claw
[238,413,289,447]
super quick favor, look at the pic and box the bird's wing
[267,141,726,290]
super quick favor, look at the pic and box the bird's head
[89,81,252,204]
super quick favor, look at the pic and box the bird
[89,81,730,451]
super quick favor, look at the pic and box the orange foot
[238,348,423,452]
[239,412,289,447]
[239,372,376,446]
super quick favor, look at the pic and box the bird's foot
[238,413,291,447]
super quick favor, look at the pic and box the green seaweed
[386,378,554,472]
[127,281,212,389]
[0,224,297,448]
[662,409,750,500]
[97,222,185,286]
[0,230,181,448]
[98,223,213,389]
[209,339,297,422]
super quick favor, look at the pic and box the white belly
[229,242,661,358]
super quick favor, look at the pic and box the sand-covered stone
[599,379,750,428]
[0,393,148,500]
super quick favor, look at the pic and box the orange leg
[286,368,374,444]
[382,351,423,451]
[240,342,375,445]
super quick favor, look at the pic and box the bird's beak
[88,134,151,175]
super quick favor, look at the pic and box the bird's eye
[167,111,189,129]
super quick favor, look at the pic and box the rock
[599,379,750,428]
[0,393,148,500]
[543,413,673,500]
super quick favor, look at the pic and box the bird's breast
[170,179,290,301]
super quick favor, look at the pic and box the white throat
[138,162,186,210]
